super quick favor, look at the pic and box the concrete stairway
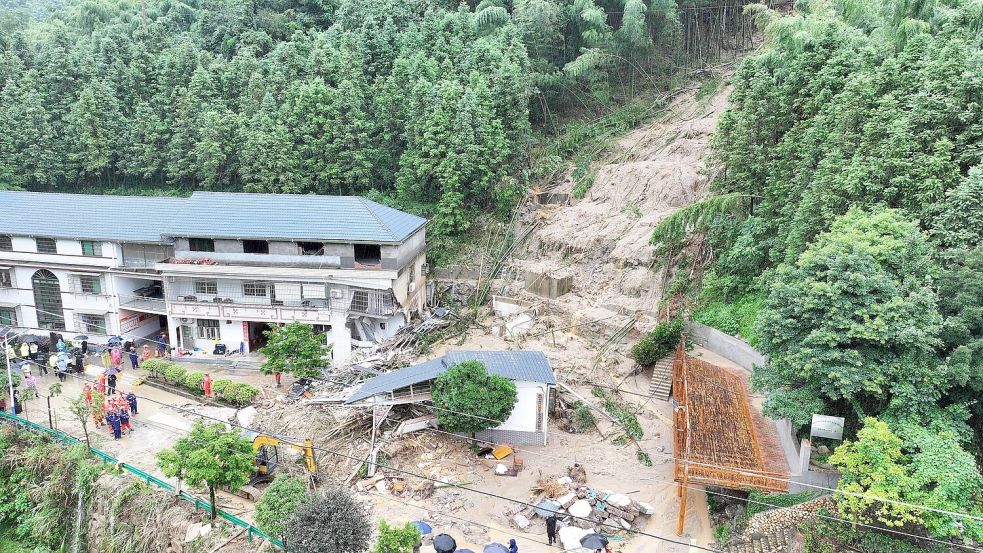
[722,528,795,553]
[647,354,675,400]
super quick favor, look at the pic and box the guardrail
[0,410,282,549]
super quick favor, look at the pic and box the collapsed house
[345,350,556,445]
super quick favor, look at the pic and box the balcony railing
[119,296,167,315]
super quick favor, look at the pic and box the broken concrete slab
[523,270,573,299]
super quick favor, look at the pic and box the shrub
[222,383,259,406]
[142,358,171,378]
[162,364,187,384]
[284,488,371,553]
[255,475,309,540]
[371,521,421,553]
[629,318,684,366]
[183,371,205,392]
[211,379,232,395]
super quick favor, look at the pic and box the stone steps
[722,527,793,553]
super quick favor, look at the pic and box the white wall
[497,380,549,435]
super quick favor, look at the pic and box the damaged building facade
[0,191,427,364]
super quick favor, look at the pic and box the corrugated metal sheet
[346,350,556,403]
[0,191,426,244]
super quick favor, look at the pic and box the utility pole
[2,328,15,415]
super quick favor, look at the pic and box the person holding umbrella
[580,533,608,552]
[433,534,456,553]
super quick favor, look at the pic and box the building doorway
[247,321,272,352]
[32,269,65,329]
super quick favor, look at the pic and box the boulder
[557,492,577,508]
[559,526,589,550]
[557,476,573,486]
[606,493,632,508]
[634,501,656,515]
[495,463,509,475]
[569,499,592,519]
[513,514,530,530]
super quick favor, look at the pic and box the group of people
[83,384,138,441]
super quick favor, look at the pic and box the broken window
[297,242,325,256]
[243,240,269,254]
[189,238,215,252]
[354,244,381,267]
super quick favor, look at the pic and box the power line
[0,352,721,553]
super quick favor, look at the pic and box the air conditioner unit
[180,318,194,324]
[330,289,343,299]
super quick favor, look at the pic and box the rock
[375,480,389,493]
[495,463,508,475]
[725,504,746,520]
[634,501,656,515]
[557,492,577,507]
[569,499,592,519]
[513,514,530,530]
[557,476,573,486]
[236,406,257,428]
[184,523,201,543]
[606,493,632,508]
[559,526,589,550]
[199,524,212,538]
[816,445,830,455]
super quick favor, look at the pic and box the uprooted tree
[260,322,331,379]
[156,421,255,520]
[431,360,517,437]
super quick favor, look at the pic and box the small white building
[345,350,556,445]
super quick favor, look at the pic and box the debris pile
[512,466,655,538]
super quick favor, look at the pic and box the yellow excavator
[236,431,318,501]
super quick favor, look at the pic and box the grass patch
[695,76,722,102]
[591,387,644,443]
[691,291,764,347]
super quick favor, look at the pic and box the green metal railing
[0,411,282,549]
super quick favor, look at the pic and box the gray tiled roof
[0,191,426,244]
[346,350,556,403]
[0,191,187,242]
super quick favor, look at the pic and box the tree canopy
[431,360,517,436]
[156,421,255,520]
[260,322,330,378]
[255,474,309,540]
[284,488,371,553]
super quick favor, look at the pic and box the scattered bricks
[593,507,608,519]
[558,492,577,508]
[604,504,635,522]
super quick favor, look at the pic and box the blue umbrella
[105,366,121,376]
[107,336,123,344]
[412,521,433,535]
[433,533,456,553]
[483,544,509,553]
[73,335,90,341]
[457,550,476,553]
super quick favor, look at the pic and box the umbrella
[74,335,89,341]
[412,521,433,535]
[457,550,476,553]
[107,336,123,344]
[433,533,456,553]
[20,335,40,343]
[483,544,509,553]
[105,367,121,376]
[580,534,609,549]
[534,499,561,518]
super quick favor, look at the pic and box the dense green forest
[0,0,733,243]
[660,0,983,545]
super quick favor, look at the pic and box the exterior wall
[1,264,117,335]
[388,227,427,270]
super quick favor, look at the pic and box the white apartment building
[0,191,427,364]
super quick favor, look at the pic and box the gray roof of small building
[346,350,556,404]
[0,191,426,244]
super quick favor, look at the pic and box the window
[194,280,217,295]
[243,240,269,254]
[78,314,107,335]
[78,275,102,295]
[0,270,11,288]
[32,269,64,329]
[197,319,220,340]
[36,237,57,254]
[354,244,381,266]
[80,240,102,257]
[298,242,325,256]
[189,238,215,252]
[0,307,16,326]
[243,281,269,297]
[0,235,11,251]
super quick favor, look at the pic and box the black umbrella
[580,533,609,549]
[433,533,456,553]
[20,335,40,343]
[74,335,90,341]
